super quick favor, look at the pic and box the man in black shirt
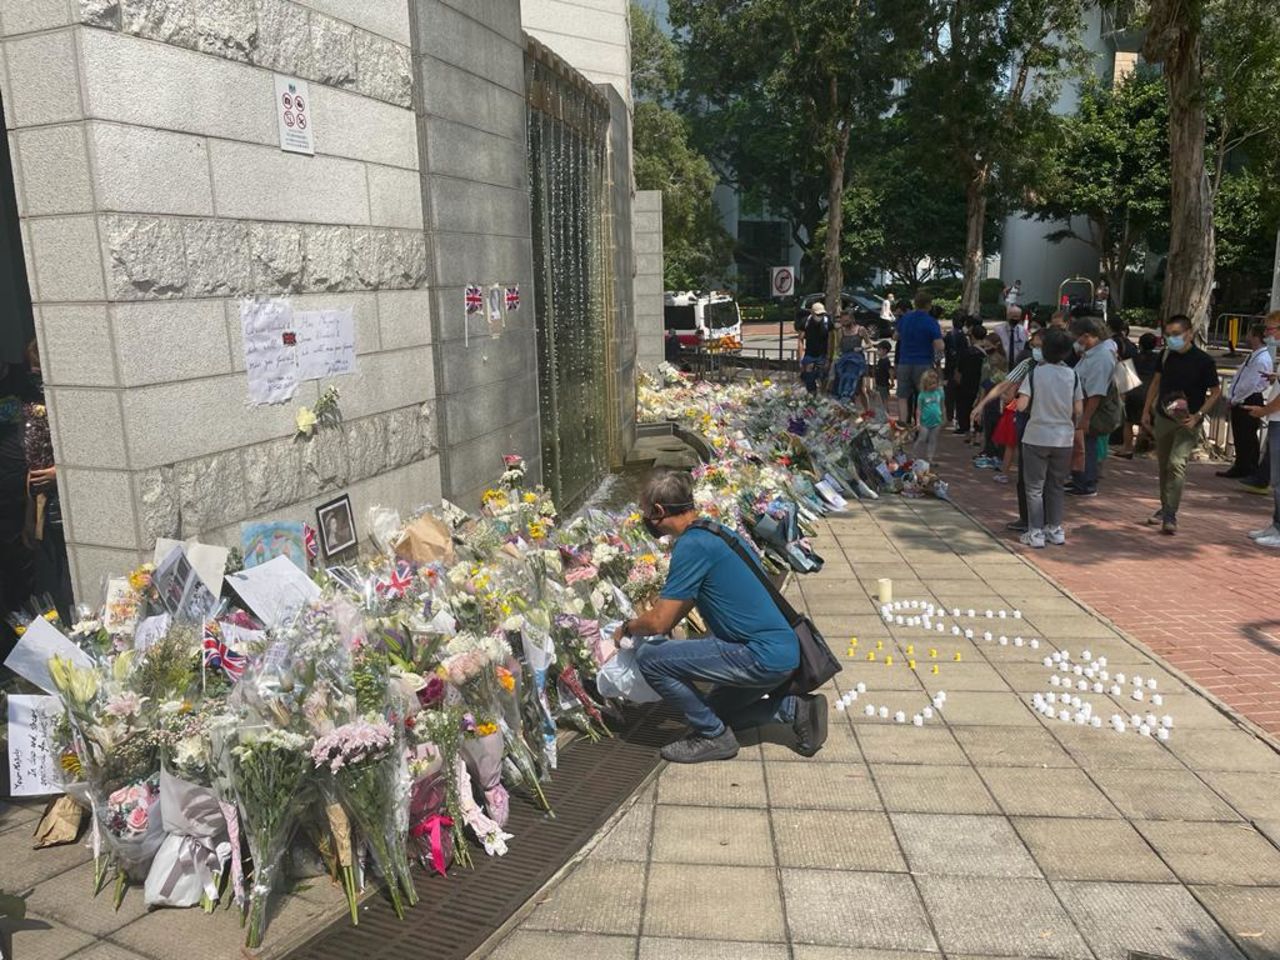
[798,302,833,395]
[1140,315,1221,534]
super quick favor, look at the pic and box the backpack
[1088,380,1123,436]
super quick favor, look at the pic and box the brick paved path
[937,430,1280,736]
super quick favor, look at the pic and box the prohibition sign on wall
[771,266,795,298]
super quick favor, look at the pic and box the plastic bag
[596,646,661,703]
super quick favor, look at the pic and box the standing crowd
[793,288,1280,550]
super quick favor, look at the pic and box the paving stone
[2,912,96,960]
[658,760,767,808]
[524,860,645,935]
[644,864,785,941]
[0,798,42,832]
[1090,768,1243,821]
[1055,880,1245,960]
[952,725,1076,767]
[61,944,153,960]
[978,767,1121,819]
[1190,885,1280,960]
[22,863,147,937]
[873,764,998,814]
[590,802,653,862]
[1199,772,1280,820]
[1137,820,1280,885]
[490,931,635,960]
[1166,729,1280,773]
[1048,724,1184,770]
[772,809,906,871]
[638,939,788,960]
[893,813,1041,878]
[935,691,1040,726]
[759,721,862,763]
[917,876,1090,958]
[782,869,938,951]
[651,805,774,866]
[853,725,969,765]
[919,662,1008,692]
[842,665,930,692]
[792,949,940,960]
[1103,692,1235,730]
[765,761,882,811]
[1013,817,1174,882]
[0,823,92,889]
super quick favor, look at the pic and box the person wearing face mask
[1219,321,1273,478]
[1066,315,1118,497]
[1141,315,1221,535]
[1242,312,1280,546]
[617,470,827,763]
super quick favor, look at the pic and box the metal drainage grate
[287,705,671,960]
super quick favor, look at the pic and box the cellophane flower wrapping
[143,767,229,908]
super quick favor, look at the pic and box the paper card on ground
[242,298,297,405]
[103,577,139,635]
[7,695,63,797]
[153,538,229,598]
[133,614,172,653]
[241,521,308,573]
[226,555,321,630]
[153,545,219,624]
[3,616,93,695]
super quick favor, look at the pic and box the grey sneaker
[661,727,740,764]
[792,693,829,757]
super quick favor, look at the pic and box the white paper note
[296,307,357,381]
[241,298,297,405]
[153,538,229,598]
[226,555,321,629]
[133,614,172,653]
[7,695,63,797]
[3,616,94,695]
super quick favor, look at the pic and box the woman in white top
[1221,321,1274,478]
[1244,312,1280,547]
[1016,328,1083,549]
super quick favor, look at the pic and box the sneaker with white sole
[1020,528,1046,549]
[1045,526,1066,545]
[1248,524,1280,540]
[1256,533,1280,549]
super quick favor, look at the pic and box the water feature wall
[525,38,618,510]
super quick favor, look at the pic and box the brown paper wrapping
[325,803,354,868]
[392,515,456,566]
[32,794,86,848]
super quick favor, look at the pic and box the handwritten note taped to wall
[8,694,63,797]
[241,299,358,406]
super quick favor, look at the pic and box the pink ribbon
[218,799,245,907]
[410,814,453,876]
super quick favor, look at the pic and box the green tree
[670,0,921,313]
[900,0,1091,314]
[1031,69,1169,310]
[629,2,732,288]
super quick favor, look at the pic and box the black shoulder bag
[691,520,842,695]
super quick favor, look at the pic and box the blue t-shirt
[659,525,799,673]
[918,388,944,428]
[897,310,942,365]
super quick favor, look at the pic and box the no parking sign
[771,265,795,298]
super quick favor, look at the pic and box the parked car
[799,290,889,337]
[664,290,743,348]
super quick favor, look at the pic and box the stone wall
[2,0,439,598]
[634,189,664,371]
[606,85,637,461]
[520,0,629,102]
[409,0,540,508]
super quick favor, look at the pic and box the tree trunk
[960,164,989,316]
[823,126,851,316]
[1147,1,1215,328]
[1271,227,1280,312]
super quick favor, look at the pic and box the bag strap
[1025,364,1036,420]
[690,519,803,627]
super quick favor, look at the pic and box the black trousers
[1230,398,1264,475]
[955,380,980,435]
[943,375,958,424]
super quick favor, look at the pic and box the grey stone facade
[634,190,664,371]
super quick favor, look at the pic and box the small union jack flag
[505,285,521,312]
[203,622,246,681]
[303,523,318,560]
[376,562,415,600]
[465,285,484,314]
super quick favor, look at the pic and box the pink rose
[107,785,130,807]
[126,784,148,805]
[126,805,149,833]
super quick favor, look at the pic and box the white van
[663,291,742,348]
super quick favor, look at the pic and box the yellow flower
[522,492,538,504]
[295,406,318,437]
[528,520,547,540]
[50,655,98,705]
[474,722,498,737]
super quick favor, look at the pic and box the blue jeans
[1072,430,1101,492]
[833,353,866,400]
[634,634,797,738]
[800,354,828,394]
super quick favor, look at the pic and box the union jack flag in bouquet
[202,621,246,680]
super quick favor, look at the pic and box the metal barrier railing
[1207,313,1266,355]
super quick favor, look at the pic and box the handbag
[691,520,841,696]
[1114,356,1142,394]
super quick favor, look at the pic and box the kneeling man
[615,470,828,763]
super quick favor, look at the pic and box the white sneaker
[1045,526,1066,545]
[1248,524,1279,540]
[1257,534,1280,548]
[1020,529,1046,549]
